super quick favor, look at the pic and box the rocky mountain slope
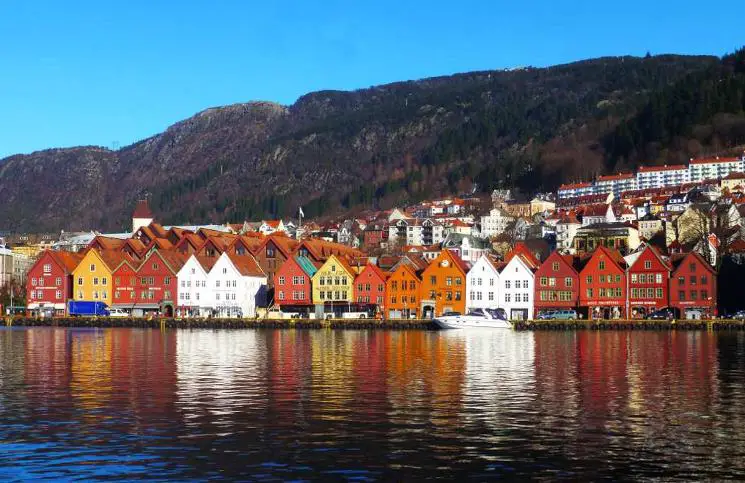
[3,51,742,232]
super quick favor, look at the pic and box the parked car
[108,308,129,318]
[552,310,578,320]
[537,310,578,320]
[644,307,679,320]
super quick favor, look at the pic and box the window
[702,290,708,300]
[565,277,573,288]
[320,277,325,286]
[216,280,221,288]
[278,276,285,285]
[320,291,326,300]
[586,276,593,284]
[644,260,652,269]
[488,292,494,301]
[679,291,685,301]
[342,277,348,285]
[446,277,452,286]
[102,291,107,299]
[365,283,371,291]
[278,291,285,300]
[390,295,396,304]
[222,268,227,274]
[489,278,494,286]
[78,291,83,299]
[549,277,556,287]
[93,291,99,299]
[55,277,62,286]
[505,280,511,289]
[656,288,663,299]
[689,263,696,272]
[552,262,560,271]
[90,264,96,272]
[30,291,36,299]
[331,265,336,272]
[455,291,461,301]
[430,276,436,285]
[655,273,662,284]
[378,284,384,292]
[701,275,708,285]
[216,293,220,301]
[131,277,136,285]
[540,277,547,286]
[690,276,697,285]
[631,274,638,283]
[153,262,159,270]
[586,288,593,298]
[102,278,107,286]
[690,290,698,300]
[165,277,171,285]
[43,264,51,273]
[32,277,37,286]
[678,276,685,285]
[505,294,511,302]
[55,290,61,299]
[266,246,275,258]
[599,261,605,270]
[456,277,462,286]
[523,280,529,289]
[615,275,621,283]
[93,277,99,286]
[599,288,606,297]
[115,290,120,299]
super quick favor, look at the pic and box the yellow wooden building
[72,249,126,302]
[311,255,356,305]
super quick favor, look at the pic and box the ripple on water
[0,328,744,479]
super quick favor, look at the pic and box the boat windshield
[485,308,507,320]
[467,308,485,317]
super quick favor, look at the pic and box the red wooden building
[534,251,580,315]
[669,252,717,318]
[274,256,319,313]
[26,250,84,316]
[625,244,671,318]
[111,258,141,311]
[354,263,387,315]
[579,246,628,319]
[112,249,185,316]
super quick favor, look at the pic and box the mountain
[2,51,741,232]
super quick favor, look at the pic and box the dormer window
[266,246,275,258]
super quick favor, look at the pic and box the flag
[299,206,305,218]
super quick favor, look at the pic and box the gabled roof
[89,236,127,251]
[45,250,85,274]
[257,234,299,259]
[689,156,741,165]
[226,252,266,277]
[356,263,387,282]
[587,245,627,271]
[625,244,671,271]
[96,249,137,272]
[149,249,188,275]
[389,261,423,281]
[504,242,541,269]
[669,251,716,273]
[195,255,219,272]
[147,237,174,251]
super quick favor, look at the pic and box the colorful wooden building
[353,264,387,315]
[533,251,581,316]
[385,263,422,319]
[420,250,469,318]
[669,251,717,318]
[26,250,84,316]
[624,244,670,318]
[578,246,628,319]
[274,256,319,313]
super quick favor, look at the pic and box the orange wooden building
[420,250,469,317]
[385,263,422,319]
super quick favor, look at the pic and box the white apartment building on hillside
[636,165,690,189]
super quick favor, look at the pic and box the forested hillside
[1,50,743,232]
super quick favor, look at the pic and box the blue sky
[1,0,743,158]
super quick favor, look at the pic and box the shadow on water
[0,327,744,480]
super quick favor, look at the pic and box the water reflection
[0,327,744,479]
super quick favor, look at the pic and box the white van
[109,308,129,318]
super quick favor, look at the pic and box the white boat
[434,308,512,329]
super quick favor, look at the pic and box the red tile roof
[227,253,266,277]
[597,172,635,182]
[559,182,592,190]
[638,164,687,172]
[48,250,85,274]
